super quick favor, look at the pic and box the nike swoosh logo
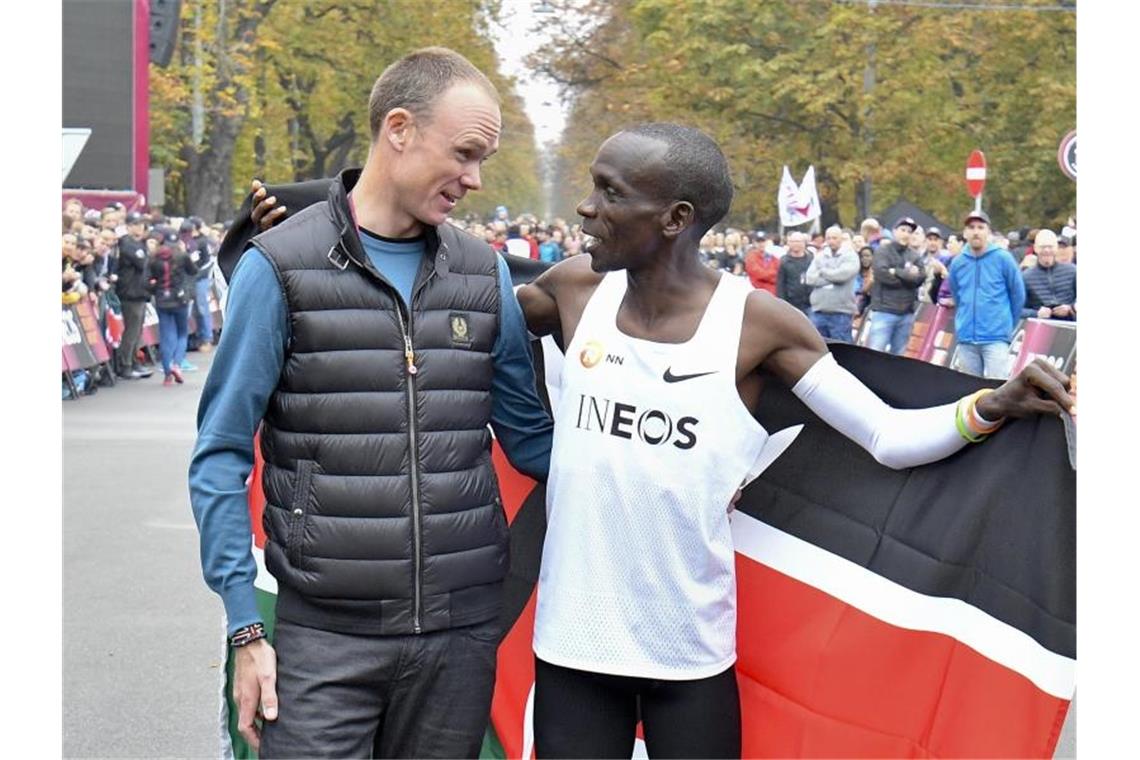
[663,368,717,383]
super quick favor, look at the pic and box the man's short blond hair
[1035,229,1058,247]
[368,47,500,142]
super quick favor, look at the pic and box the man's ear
[661,201,695,240]
[384,108,415,152]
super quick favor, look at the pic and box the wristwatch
[229,622,267,648]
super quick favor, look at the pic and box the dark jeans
[534,657,741,759]
[260,617,501,759]
[156,305,189,374]
[193,276,214,342]
[115,299,146,373]
[810,310,854,342]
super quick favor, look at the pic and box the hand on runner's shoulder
[250,179,288,231]
[977,358,1074,420]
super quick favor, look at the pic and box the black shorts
[533,656,741,759]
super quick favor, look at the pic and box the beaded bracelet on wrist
[956,389,1004,443]
[229,622,267,648]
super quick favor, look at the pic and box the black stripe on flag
[741,342,1075,660]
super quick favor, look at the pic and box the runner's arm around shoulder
[746,293,1074,470]
[516,254,601,338]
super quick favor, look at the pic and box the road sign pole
[966,149,987,216]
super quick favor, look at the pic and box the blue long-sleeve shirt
[189,242,553,636]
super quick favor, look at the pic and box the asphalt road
[60,347,1075,758]
[64,351,223,759]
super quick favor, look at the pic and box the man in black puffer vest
[189,48,552,758]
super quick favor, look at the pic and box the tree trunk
[856,177,872,224]
[182,0,278,222]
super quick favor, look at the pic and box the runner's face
[395,83,500,228]
[576,132,671,273]
[926,235,941,254]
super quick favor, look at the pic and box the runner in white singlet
[517,123,1073,759]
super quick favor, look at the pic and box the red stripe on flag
[734,554,1069,758]
[249,431,267,550]
[491,590,538,759]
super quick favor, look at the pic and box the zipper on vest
[401,249,441,634]
[394,303,424,634]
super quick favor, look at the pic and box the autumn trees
[150,1,1075,232]
[535,0,1075,232]
[151,0,540,222]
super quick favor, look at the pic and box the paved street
[60,348,1075,758]
[64,351,222,758]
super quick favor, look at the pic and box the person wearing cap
[112,212,155,379]
[947,210,1025,379]
[1021,230,1076,321]
[147,230,199,385]
[1056,235,1075,265]
[919,227,950,304]
[867,217,925,355]
[181,217,216,354]
[743,231,779,295]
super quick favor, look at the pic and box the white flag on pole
[778,165,822,227]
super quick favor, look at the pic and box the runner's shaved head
[620,123,734,237]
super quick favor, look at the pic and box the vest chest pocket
[287,460,317,567]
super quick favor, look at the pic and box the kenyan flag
[219,258,1074,758]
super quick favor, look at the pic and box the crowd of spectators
[690,211,1075,378]
[62,198,226,396]
[63,195,1076,396]
[446,205,587,262]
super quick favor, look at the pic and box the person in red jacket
[743,231,779,294]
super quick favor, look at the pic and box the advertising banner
[141,302,161,348]
[1009,318,1077,376]
[73,299,112,364]
[902,305,958,366]
[62,306,98,369]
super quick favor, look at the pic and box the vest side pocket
[287,460,316,567]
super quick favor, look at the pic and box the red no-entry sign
[966,150,986,198]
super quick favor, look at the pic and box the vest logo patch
[450,313,472,346]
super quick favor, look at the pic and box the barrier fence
[62,282,225,399]
[63,295,1074,400]
[855,303,1077,377]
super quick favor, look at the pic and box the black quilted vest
[252,170,505,635]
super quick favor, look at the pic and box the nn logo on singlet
[574,393,698,450]
[579,340,625,368]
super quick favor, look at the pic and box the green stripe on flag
[223,589,279,759]
[479,725,506,759]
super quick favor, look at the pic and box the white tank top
[533,270,769,680]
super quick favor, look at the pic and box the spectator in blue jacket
[537,227,562,263]
[948,210,1026,379]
